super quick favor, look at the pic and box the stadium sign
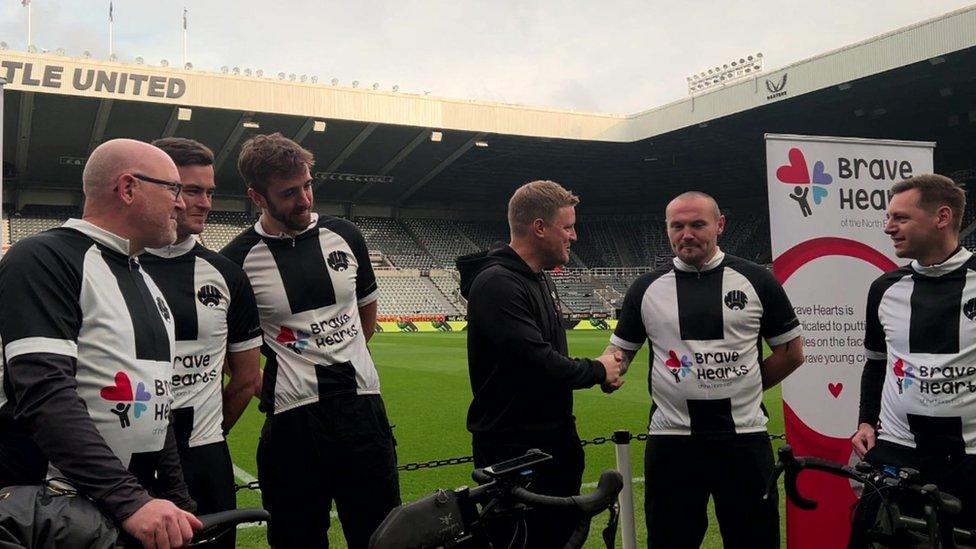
[765,73,788,101]
[765,133,934,549]
[314,171,394,184]
[0,59,186,99]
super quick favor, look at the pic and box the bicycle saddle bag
[369,488,465,549]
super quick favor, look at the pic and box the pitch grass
[226,332,787,548]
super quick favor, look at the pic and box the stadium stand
[375,270,464,316]
[427,271,467,315]
[550,269,612,313]
[199,210,254,251]
[356,216,434,270]
[9,205,80,243]
[400,217,479,268]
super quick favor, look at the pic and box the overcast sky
[1,1,973,113]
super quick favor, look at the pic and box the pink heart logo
[828,382,843,398]
[100,372,133,401]
[777,148,810,184]
[665,350,681,370]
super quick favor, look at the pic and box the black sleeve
[858,358,886,427]
[347,222,377,302]
[151,423,196,513]
[611,273,656,349]
[863,278,889,358]
[468,272,604,388]
[0,238,151,522]
[753,269,801,343]
[225,267,262,348]
[5,353,153,522]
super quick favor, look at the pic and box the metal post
[613,429,637,549]
[0,77,6,255]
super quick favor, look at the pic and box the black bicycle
[369,449,623,549]
[767,444,976,549]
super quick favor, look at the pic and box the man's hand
[122,498,202,549]
[852,423,877,458]
[597,351,624,392]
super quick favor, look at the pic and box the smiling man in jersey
[220,133,398,549]
[853,174,976,532]
[0,139,203,548]
[604,191,804,549]
[139,137,263,549]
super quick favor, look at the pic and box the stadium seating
[356,217,434,270]
[200,211,254,250]
[9,205,81,243]
[550,270,612,313]
[400,217,479,268]
[375,270,464,316]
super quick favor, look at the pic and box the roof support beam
[15,92,34,180]
[395,132,486,207]
[87,99,114,154]
[160,106,181,138]
[350,128,428,202]
[314,123,378,192]
[213,112,254,176]
[292,118,314,144]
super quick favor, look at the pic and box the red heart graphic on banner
[100,371,133,401]
[828,382,843,398]
[777,148,811,184]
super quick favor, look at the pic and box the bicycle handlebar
[188,508,270,547]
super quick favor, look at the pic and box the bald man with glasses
[0,138,203,548]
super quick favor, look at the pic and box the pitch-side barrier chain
[232,431,785,492]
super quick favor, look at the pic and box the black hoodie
[457,245,606,439]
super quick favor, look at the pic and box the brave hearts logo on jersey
[276,326,311,354]
[197,285,224,308]
[965,298,976,321]
[776,147,833,218]
[100,371,152,428]
[327,250,350,272]
[724,290,748,310]
[665,350,693,383]
[156,297,171,322]
[893,358,916,394]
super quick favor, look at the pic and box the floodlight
[0,42,7,50]
[313,120,327,132]
[243,120,260,129]
[160,59,169,67]
[474,140,488,148]
[232,67,241,75]
[310,76,318,83]
[288,73,296,81]
[221,66,229,74]
[184,62,193,70]
[430,131,442,142]
[371,82,379,90]
[392,84,399,92]
[352,80,359,88]
[55,48,65,56]
[330,78,339,86]
[177,107,192,121]
[256,69,264,77]
[109,53,118,61]
[300,74,308,82]
[27,45,37,53]
[277,72,285,80]
[136,56,145,64]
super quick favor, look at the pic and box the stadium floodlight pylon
[687,52,764,95]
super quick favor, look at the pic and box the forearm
[359,301,378,343]
[761,337,804,390]
[222,348,261,433]
[9,353,152,522]
[602,343,637,375]
[152,423,195,512]
[858,358,886,427]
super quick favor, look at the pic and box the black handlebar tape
[509,470,623,516]
[922,485,964,516]
[471,468,491,484]
[196,508,270,536]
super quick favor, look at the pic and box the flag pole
[26,1,32,51]
[108,2,114,58]
[182,8,187,67]
[0,77,6,254]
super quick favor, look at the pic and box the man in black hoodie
[457,180,623,548]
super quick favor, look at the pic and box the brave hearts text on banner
[765,134,934,549]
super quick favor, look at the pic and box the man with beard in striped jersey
[140,137,263,549]
[853,174,976,533]
[221,133,398,549]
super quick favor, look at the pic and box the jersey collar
[63,218,133,256]
[254,213,319,239]
[143,236,198,259]
[673,248,725,273]
[911,247,972,277]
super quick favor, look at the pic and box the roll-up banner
[766,134,934,548]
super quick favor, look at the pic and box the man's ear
[716,214,726,235]
[531,217,547,238]
[116,173,136,207]
[246,187,267,210]
[935,205,953,230]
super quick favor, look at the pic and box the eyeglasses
[133,173,183,199]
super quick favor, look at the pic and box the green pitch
[226,332,786,548]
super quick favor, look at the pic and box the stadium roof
[1,4,974,212]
